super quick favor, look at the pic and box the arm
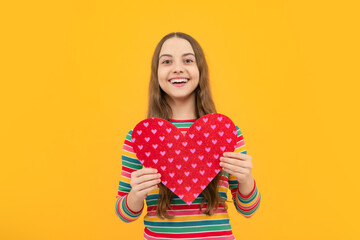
[115,130,144,222]
[228,126,261,218]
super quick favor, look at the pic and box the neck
[166,93,197,120]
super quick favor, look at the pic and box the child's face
[157,37,200,102]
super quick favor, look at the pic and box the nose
[172,62,184,73]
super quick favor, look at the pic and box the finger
[138,184,159,196]
[132,168,158,178]
[136,173,161,185]
[220,162,248,174]
[138,167,158,176]
[220,157,248,167]
[135,179,161,192]
[223,167,248,179]
[222,166,235,175]
[223,152,247,160]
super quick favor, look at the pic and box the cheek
[157,68,167,82]
[157,71,167,91]
[191,67,200,79]
[192,71,200,84]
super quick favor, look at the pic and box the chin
[169,92,196,101]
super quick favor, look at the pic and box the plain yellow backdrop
[1,0,359,239]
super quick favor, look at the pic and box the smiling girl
[115,32,261,240]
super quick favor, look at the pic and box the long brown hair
[147,32,229,219]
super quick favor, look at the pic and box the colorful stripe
[115,118,261,239]
[115,195,144,222]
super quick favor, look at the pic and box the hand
[219,152,253,184]
[129,168,161,202]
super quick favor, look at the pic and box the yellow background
[1,0,359,239]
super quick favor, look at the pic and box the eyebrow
[159,53,195,59]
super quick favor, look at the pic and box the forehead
[159,37,194,56]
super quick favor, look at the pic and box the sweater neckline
[168,118,196,122]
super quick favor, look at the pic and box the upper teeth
[170,78,189,84]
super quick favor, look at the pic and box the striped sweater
[115,118,261,239]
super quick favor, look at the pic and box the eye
[161,60,171,64]
[185,59,194,63]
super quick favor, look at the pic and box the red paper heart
[131,113,237,205]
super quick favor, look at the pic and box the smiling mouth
[168,78,190,86]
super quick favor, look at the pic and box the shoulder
[234,124,244,137]
[233,124,247,154]
[125,129,134,141]
[122,129,135,149]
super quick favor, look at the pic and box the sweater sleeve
[115,129,144,222]
[228,126,261,218]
